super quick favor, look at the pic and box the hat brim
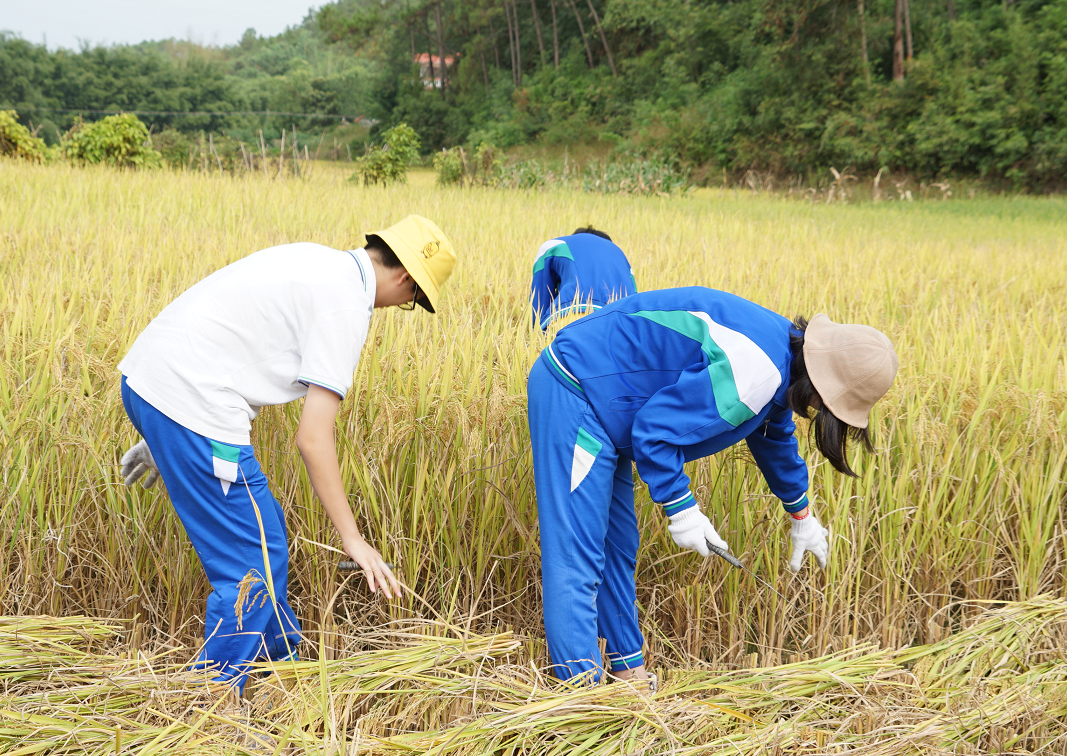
[414,289,434,313]
[369,229,439,313]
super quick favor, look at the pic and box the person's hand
[120,439,160,488]
[788,512,830,571]
[667,506,729,557]
[343,535,402,599]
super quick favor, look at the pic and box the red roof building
[414,53,458,89]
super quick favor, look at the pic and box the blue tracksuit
[528,287,808,681]
[121,377,301,691]
[530,233,637,330]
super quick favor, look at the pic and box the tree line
[3,0,1067,188]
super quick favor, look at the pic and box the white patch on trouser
[213,458,238,496]
[570,445,596,492]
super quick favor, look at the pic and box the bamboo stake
[258,129,268,176]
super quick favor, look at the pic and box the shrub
[432,143,506,188]
[352,123,420,186]
[496,158,552,190]
[433,147,467,186]
[152,128,195,168]
[61,114,162,169]
[472,143,503,186]
[0,110,51,162]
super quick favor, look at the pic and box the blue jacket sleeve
[745,404,809,513]
[631,365,742,516]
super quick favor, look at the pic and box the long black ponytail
[785,316,873,477]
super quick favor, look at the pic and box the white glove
[667,506,729,557]
[121,439,160,488]
[788,513,830,571]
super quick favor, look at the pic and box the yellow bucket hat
[366,215,456,313]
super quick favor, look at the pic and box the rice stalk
[6,599,1067,753]
[0,162,1065,752]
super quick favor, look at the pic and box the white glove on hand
[788,513,830,571]
[121,439,160,488]
[667,507,729,557]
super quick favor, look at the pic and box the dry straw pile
[4,599,1067,753]
[0,162,1065,752]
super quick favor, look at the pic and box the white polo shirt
[119,243,376,445]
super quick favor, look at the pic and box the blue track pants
[527,356,645,682]
[121,377,301,691]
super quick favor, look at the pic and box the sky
[2,0,317,50]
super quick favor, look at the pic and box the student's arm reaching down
[297,384,401,598]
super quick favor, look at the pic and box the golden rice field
[1,161,1066,754]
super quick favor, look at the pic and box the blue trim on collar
[345,249,368,291]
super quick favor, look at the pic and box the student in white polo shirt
[117,216,456,692]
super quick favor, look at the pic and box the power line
[4,106,369,121]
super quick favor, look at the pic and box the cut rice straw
[3,598,1067,753]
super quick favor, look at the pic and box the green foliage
[0,26,382,145]
[151,128,195,168]
[317,2,386,46]
[432,143,507,187]
[0,110,50,162]
[0,34,243,134]
[431,141,689,195]
[5,1,1067,187]
[151,128,262,173]
[472,143,503,186]
[387,78,458,153]
[61,114,162,169]
[433,146,467,186]
[495,159,553,190]
[582,156,691,196]
[484,154,689,195]
[352,122,420,185]
[35,118,61,146]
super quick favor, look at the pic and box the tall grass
[0,162,1064,678]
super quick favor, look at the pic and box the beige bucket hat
[366,215,457,313]
[803,314,899,428]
